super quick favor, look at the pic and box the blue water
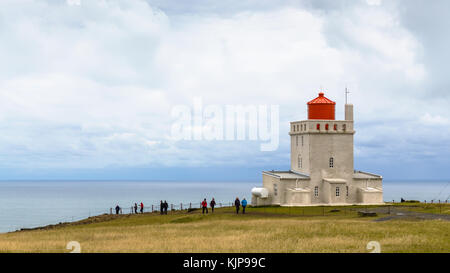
[0,180,448,233]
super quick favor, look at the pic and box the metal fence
[110,201,236,215]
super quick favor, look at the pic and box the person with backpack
[115,204,120,215]
[241,198,247,214]
[234,197,240,214]
[201,198,208,214]
[210,198,216,213]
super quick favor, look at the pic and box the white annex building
[251,92,384,206]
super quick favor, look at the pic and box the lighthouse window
[296,136,298,146]
[329,157,334,168]
[325,124,329,130]
[334,124,337,131]
[304,124,306,131]
[298,156,302,168]
[336,187,340,197]
[314,186,319,197]
[297,125,299,131]
[346,186,349,197]
[317,124,320,130]
[273,184,278,196]
[301,136,304,146]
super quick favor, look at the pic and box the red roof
[307,92,336,105]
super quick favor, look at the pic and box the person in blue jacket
[241,198,248,214]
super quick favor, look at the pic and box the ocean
[0,180,448,233]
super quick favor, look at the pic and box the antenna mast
[345,87,350,104]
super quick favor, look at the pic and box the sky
[0,0,449,181]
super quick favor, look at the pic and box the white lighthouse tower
[251,92,383,206]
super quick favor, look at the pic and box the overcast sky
[0,0,449,181]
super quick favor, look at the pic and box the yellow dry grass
[0,209,448,253]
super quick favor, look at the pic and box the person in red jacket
[201,198,208,214]
[140,202,144,213]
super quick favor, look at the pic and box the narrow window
[343,124,346,131]
[336,187,340,197]
[346,186,349,197]
[296,136,298,146]
[325,124,329,130]
[329,157,334,168]
[297,124,299,131]
[334,124,337,131]
[304,124,306,131]
[317,124,320,130]
[298,155,302,168]
[273,184,278,196]
[301,136,304,146]
[314,186,319,197]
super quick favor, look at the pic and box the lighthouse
[251,92,383,206]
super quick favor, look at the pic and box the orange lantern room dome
[307,92,336,120]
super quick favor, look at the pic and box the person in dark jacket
[210,198,216,213]
[115,204,120,215]
[234,197,240,214]
[164,200,168,214]
[201,198,208,214]
[241,198,247,214]
[140,202,144,213]
[134,203,138,214]
[160,200,164,215]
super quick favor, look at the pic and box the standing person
[160,200,164,215]
[140,202,144,213]
[134,203,138,214]
[164,200,168,214]
[201,198,208,214]
[210,198,216,213]
[234,197,240,214]
[115,204,120,215]
[241,198,247,214]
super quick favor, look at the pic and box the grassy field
[0,204,449,253]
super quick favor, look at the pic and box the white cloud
[0,0,447,175]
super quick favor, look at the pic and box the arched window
[329,157,334,168]
[333,124,337,131]
[325,124,329,130]
[317,124,320,130]
[342,124,346,131]
[304,124,306,131]
[314,186,319,197]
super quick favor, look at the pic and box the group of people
[201,198,216,214]
[160,200,169,215]
[114,197,248,216]
[133,202,144,214]
[234,197,247,214]
[201,197,247,214]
